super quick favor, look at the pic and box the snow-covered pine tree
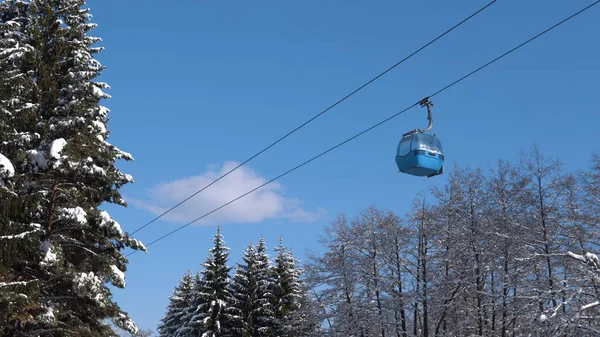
[0,1,41,332]
[271,237,316,337]
[157,270,195,337]
[188,226,233,337]
[229,239,276,337]
[228,242,258,337]
[175,271,201,337]
[1,0,146,335]
[254,237,276,336]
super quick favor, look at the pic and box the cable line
[128,0,498,236]
[127,0,600,256]
[429,0,600,98]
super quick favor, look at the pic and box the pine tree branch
[29,327,69,335]
[56,241,99,257]
[45,176,60,232]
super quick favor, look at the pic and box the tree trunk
[394,237,408,337]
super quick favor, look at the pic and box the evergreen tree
[157,271,195,337]
[228,239,275,337]
[0,1,41,333]
[0,1,145,335]
[189,226,233,337]
[175,272,201,337]
[228,242,257,337]
[272,237,317,337]
[254,237,276,336]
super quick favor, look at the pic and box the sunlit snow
[98,210,123,235]
[116,312,138,334]
[0,281,30,288]
[92,120,106,135]
[0,152,15,178]
[110,265,125,287]
[27,149,48,170]
[49,138,67,158]
[38,305,56,324]
[92,85,110,99]
[49,138,67,167]
[73,271,106,306]
[0,224,42,240]
[59,206,88,226]
[40,240,58,268]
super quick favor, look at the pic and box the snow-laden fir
[0,0,146,335]
[158,230,319,337]
[188,227,234,337]
[157,271,196,337]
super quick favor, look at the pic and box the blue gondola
[395,98,444,178]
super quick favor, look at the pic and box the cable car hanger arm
[403,97,434,136]
[418,97,434,133]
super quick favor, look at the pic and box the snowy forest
[1,0,600,336]
[303,149,600,337]
[155,147,600,337]
[156,230,320,337]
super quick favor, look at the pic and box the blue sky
[86,0,600,333]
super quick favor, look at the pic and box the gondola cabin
[395,131,444,177]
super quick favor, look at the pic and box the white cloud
[128,161,326,226]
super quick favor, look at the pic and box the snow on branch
[110,264,125,288]
[0,228,42,240]
[113,312,139,335]
[40,240,58,268]
[0,280,36,288]
[566,251,600,270]
[97,210,123,235]
[565,251,600,313]
[58,206,88,226]
[581,301,600,311]
[0,152,15,178]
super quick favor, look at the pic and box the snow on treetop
[0,153,15,178]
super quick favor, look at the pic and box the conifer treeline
[157,228,320,337]
[304,147,600,336]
